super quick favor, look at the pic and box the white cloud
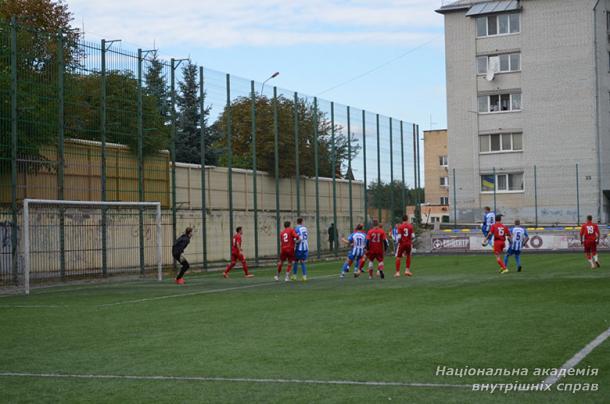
[68,0,443,48]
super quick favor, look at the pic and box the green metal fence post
[273,87,281,257]
[137,48,145,275]
[347,106,353,232]
[294,92,301,217]
[492,166,497,213]
[331,102,337,256]
[170,58,178,270]
[10,17,18,285]
[389,117,394,225]
[453,168,457,228]
[100,39,108,277]
[400,121,405,215]
[58,32,66,280]
[576,163,580,225]
[534,165,538,227]
[362,111,367,227]
[314,97,321,258]
[416,125,421,217]
[376,114,381,222]
[412,124,417,222]
[200,67,208,270]
[251,80,259,264]
[226,74,234,253]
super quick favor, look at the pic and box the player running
[395,215,414,277]
[504,220,529,272]
[172,227,193,285]
[484,214,511,273]
[358,219,389,279]
[223,227,254,278]
[339,224,367,278]
[481,206,496,245]
[276,221,300,281]
[292,217,309,281]
[580,215,601,269]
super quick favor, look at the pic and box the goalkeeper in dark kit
[173,227,193,285]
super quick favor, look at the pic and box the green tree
[175,61,217,164]
[144,52,169,120]
[368,180,423,224]
[209,95,359,178]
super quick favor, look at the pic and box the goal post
[22,199,163,295]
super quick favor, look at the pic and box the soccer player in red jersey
[580,215,601,269]
[223,227,254,278]
[276,221,300,281]
[395,215,414,277]
[358,219,389,279]
[484,214,511,273]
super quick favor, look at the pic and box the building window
[480,133,523,153]
[439,155,448,166]
[440,196,449,205]
[440,176,449,187]
[477,53,521,75]
[478,93,521,113]
[480,173,524,193]
[476,13,520,38]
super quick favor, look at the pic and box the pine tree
[144,52,169,120]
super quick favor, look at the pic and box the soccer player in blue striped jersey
[340,224,367,278]
[504,220,529,272]
[292,217,309,281]
[481,207,496,237]
[391,224,399,255]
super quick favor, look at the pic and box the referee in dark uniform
[173,227,193,285]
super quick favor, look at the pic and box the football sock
[292,262,298,275]
[496,256,505,269]
[224,263,234,274]
[242,259,249,275]
[515,255,521,267]
[594,255,599,263]
[342,262,349,274]
[277,262,283,274]
[368,268,373,277]
[503,255,509,267]
[300,262,307,276]
[395,258,401,272]
[406,255,411,270]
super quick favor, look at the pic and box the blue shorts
[482,227,490,237]
[506,248,521,256]
[347,252,364,262]
[295,250,308,261]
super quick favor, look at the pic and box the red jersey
[580,222,600,242]
[280,228,299,251]
[490,223,510,242]
[397,223,414,246]
[366,227,387,254]
[231,233,242,254]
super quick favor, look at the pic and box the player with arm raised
[395,215,414,277]
[504,220,528,272]
[481,206,496,246]
[340,224,366,278]
[358,219,389,279]
[580,215,601,269]
[292,217,309,281]
[485,214,511,274]
[223,227,254,278]
[277,221,300,281]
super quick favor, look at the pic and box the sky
[67,0,448,132]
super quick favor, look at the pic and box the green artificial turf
[1,253,609,403]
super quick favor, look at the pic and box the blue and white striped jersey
[295,225,309,252]
[391,225,399,243]
[348,231,366,257]
[509,226,528,251]
[483,212,496,230]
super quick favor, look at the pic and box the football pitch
[1,253,609,403]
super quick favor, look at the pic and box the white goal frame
[23,199,163,295]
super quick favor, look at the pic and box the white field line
[0,305,66,309]
[0,371,472,389]
[543,326,610,387]
[97,274,336,307]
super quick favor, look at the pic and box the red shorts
[279,249,295,262]
[367,251,384,262]
[231,252,245,262]
[493,241,505,255]
[396,244,412,257]
[584,240,597,255]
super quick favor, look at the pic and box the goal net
[22,199,163,295]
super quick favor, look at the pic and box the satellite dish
[486,56,500,81]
